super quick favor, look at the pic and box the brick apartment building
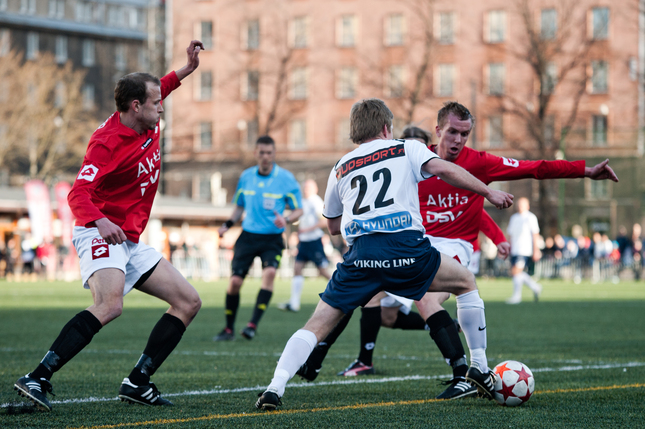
[166,0,645,236]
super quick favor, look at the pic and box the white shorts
[72,226,162,296]
[380,235,474,312]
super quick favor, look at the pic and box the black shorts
[231,231,285,278]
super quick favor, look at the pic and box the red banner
[24,179,53,245]
[54,182,74,247]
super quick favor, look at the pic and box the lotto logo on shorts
[92,244,109,259]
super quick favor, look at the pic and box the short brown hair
[349,98,393,144]
[437,101,475,130]
[114,72,161,113]
[401,126,431,144]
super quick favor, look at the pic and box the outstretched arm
[585,159,619,182]
[175,40,204,81]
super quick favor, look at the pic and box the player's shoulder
[276,165,297,181]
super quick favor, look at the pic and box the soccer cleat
[277,303,299,312]
[337,359,375,376]
[14,374,53,411]
[118,378,173,406]
[296,361,322,382]
[505,296,522,305]
[241,325,256,340]
[465,366,496,400]
[435,377,478,400]
[255,389,282,410]
[214,328,234,341]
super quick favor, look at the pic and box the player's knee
[228,276,244,294]
[102,302,123,322]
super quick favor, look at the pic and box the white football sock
[456,290,489,373]
[266,329,317,397]
[511,275,523,300]
[290,275,305,310]
[520,272,540,292]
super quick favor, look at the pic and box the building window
[112,44,126,71]
[198,122,212,150]
[337,67,357,99]
[246,117,259,147]
[487,10,506,43]
[199,71,212,101]
[54,81,66,108]
[20,0,36,14]
[488,116,503,148]
[244,19,260,50]
[337,15,357,47]
[337,118,352,147]
[385,65,404,98]
[591,7,609,40]
[592,115,607,146]
[589,180,608,199]
[289,119,307,149]
[0,0,7,12]
[242,70,259,101]
[290,67,307,100]
[591,60,608,93]
[384,14,405,46]
[138,47,149,70]
[48,0,64,18]
[436,64,455,96]
[82,39,95,67]
[290,16,308,48]
[194,175,212,202]
[82,84,95,110]
[487,63,505,95]
[108,6,122,27]
[76,1,93,22]
[0,29,9,57]
[541,9,557,40]
[542,62,557,94]
[437,12,455,44]
[26,32,39,60]
[199,21,213,50]
[55,36,67,64]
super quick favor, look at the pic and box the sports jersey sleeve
[67,140,119,224]
[482,153,585,183]
[284,174,302,210]
[160,72,181,100]
[231,175,246,207]
[529,213,540,234]
[323,168,342,219]
[405,140,439,181]
[480,209,506,245]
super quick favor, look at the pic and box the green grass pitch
[1,277,644,428]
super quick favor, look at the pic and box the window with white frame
[241,70,259,101]
[76,1,93,22]
[437,64,455,96]
[199,71,212,101]
[541,9,557,40]
[0,0,7,12]
[337,67,357,99]
[198,122,212,150]
[246,118,259,147]
[0,30,9,57]
[487,63,505,95]
[199,21,213,50]
[592,115,607,146]
[589,180,608,199]
[385,14,405,46]
[487,10,506,43]
[54,81,66,108]
[138,47,149,70]
[289,119,307,149]
[385,65,404,98]
[49,0,65,18]
[82,84,95,110]
[542,62,557,94]
[108,6,122,26]
[115,44,126,71]
[244,19,260,50]
[591,7,609,40]
[591,60,608,93]
[437,12,455,44]
[290,67,307,100]
[194,175,212,202]
[82,39,95,67]
[290,16,308,48]
[26,32,39,60]
[55,35,67,64]
[20,0,36,14]
[488,116,503,148]
[337,118,352,147]
[337,15,357,47]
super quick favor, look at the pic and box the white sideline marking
[3,361,644,409]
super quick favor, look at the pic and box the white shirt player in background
[506,197,542,304]
[279,179,332,312]
[255,98,514,410]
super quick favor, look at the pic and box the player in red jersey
[13,40,204,412]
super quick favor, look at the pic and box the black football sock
[249,289,273,326]
[426,310,468,379]
[392,310,427,330]
[129,313,186,385]
[31,310,103,380]
[225,293,240,331]
[305,310,354,369]
[357,306,381,366]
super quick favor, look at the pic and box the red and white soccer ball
[492,360,535,406]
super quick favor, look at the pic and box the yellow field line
[71,383,645,429]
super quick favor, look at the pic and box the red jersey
[473,209,507,252]
[68,72,181,243]
[419,145,585,246]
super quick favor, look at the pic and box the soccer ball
[492,360,535,406]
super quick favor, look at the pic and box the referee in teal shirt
[216,136,303,341]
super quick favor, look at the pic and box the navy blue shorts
[320,231,441,314]
[510,255,531,269]
[296,239,329,267]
